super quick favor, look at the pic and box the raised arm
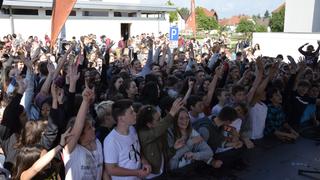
[39,62,55,96]
[182,79,195,105]
[138,40,154,77]
[203,65,222,107]
[166,47,174,74]
[53,43,76,80]
[64,86,94,154]
[256,61,279,95]
[298,43,308,55]
[247,57,264,104]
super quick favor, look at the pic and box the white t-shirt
[104,126,141,180]
[63,139,103,180]
[248,102,268,139]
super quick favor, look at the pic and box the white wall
[252,32,320,61]
[0,18,12,35]
[284,0,320,32]
[0,16,170,41]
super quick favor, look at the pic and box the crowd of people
[0,32,319,180]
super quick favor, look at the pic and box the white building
[284,0,320,32]
[0,0,176,41]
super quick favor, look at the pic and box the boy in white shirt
[104,99,151,180]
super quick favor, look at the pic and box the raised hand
[68,63,80,84]
[59,127,73,147]
[169,98,184,117]
[82,85,95,104]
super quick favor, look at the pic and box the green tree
[166,0,178,23]
[264,10,270,18]
[236,18,255,33]
[255,24,268,32]
[195,7,219,30]
[270,7,285,32]
[178,7,190,21]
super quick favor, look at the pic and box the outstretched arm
[64,85,95,154]
[20,128,72,180]
[247,58,264,104]
[298,43,308,55]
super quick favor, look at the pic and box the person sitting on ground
[264,88,299,142]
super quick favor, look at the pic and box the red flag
[186,0,196,36]
[51,0,77,47]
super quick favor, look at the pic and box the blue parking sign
[169,27,179,41]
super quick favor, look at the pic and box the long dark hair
[108,75,122,95]
[12,145,42,180]
[136,105,157,131]
[173,108,192,141]
[12,145,58,180]
[119,79,134,98]
[140,82,159,106]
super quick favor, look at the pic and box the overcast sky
[146,0,285,19]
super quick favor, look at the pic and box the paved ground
[238,138,320,180]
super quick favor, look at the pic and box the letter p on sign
[170,27,179,41]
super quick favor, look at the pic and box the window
[45,10,75,16]
[114,12,122,17]
[128,12,137,17]
[45,10,52,15]
[141,13,161,19]
[0,8,10,15]
[12,9,38,15]
[83,11,109,17]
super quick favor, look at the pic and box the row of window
[0,8,163,18]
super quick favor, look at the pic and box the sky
[145,0,285,19]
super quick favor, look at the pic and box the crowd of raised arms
[0,32,319,180]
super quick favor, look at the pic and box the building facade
[0,0,175,41]
[284,0,320,32]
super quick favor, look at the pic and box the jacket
[137,114,175,174]
[167,128,213,170]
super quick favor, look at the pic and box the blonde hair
[95,101,114,122]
